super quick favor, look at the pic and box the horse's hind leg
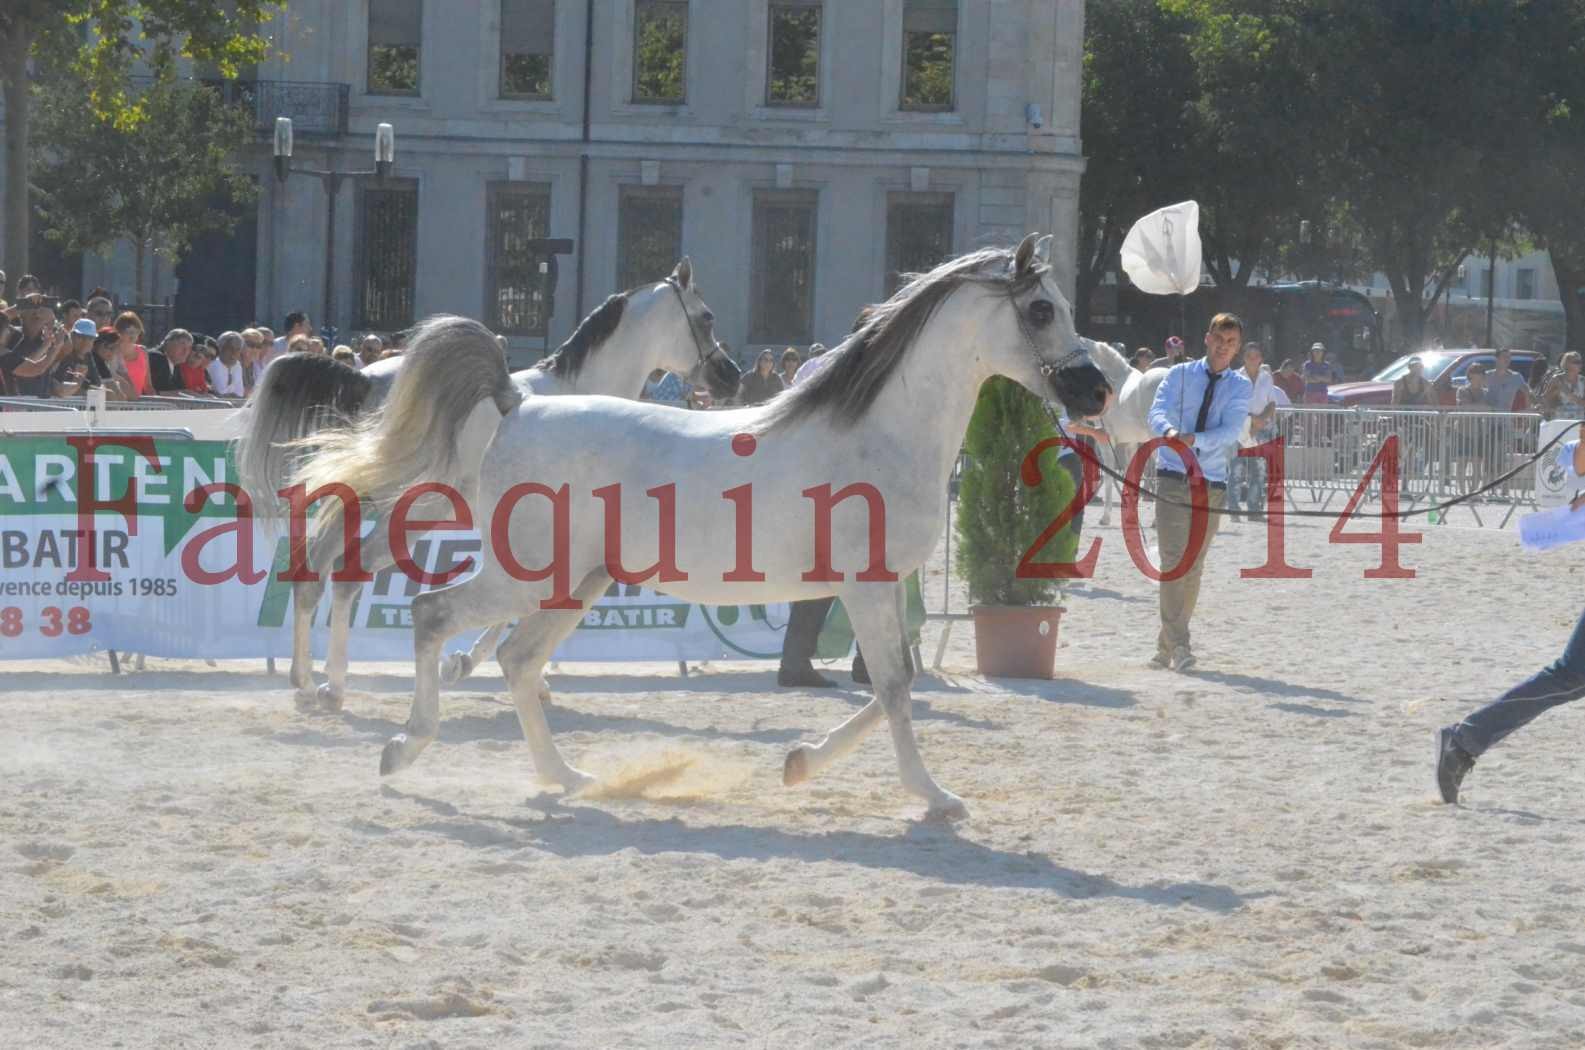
[802,584,966,821]
[316,578,360,712]
[494,572,612,793]
[441,621,508,684]
[289,576,324,706]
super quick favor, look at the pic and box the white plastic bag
[1120,201,1203,296]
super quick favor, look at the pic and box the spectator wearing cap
[1150,335,1187,370]
[147,328,195,394]
[48,318,102,398]
[1301,342,1339,404]
[208,332,247,397]
[114,311,153,396]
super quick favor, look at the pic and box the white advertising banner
[0,436,899,663]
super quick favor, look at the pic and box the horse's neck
[520,345,644,399]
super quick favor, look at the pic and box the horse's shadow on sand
[377,787,1260,913]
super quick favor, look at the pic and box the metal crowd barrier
[0,394,241,412]
[1274,406,1541,526]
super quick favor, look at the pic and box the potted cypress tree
[955,377,1078,678]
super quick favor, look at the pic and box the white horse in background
[238,260,740,710]
[305,233,1113,821]
[1074,339,1169,524]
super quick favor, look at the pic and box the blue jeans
[1451,604,1585,757]
[1227,429,1272,516]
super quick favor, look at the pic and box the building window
[1516,267,1536,301]
[750,189,818,343]
[633,0,687,103]
[486,183,553,336]
[368,0,422,95]
[766,1,821,107]
[885,191,954,296]
[501,0,554,99]
[616,186,683,293]
[357,181,419,331]
[901,0,955,111]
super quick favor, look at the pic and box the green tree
[0,0,277,282]
[32,69,259,303]
[955,378,1077,608]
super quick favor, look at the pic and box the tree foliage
[0,0,278,279]
[31,68,259,302]
[956,378,1076,608]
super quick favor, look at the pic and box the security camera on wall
[1025,103,1044,129]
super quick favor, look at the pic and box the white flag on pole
[1119,200,1203,296]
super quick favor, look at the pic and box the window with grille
[750,190,818,343]
[616,186,683,293]
[501,0,554,98]
[901,0,955,111]
[633,0,687,103]
[1517,268,1536,301]
[767,1,821,107]
[357,181,419,331]
[885,192,954,297]
[368,0,422,95]
[485,184,553,336]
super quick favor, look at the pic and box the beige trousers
[1154,474,1226,656]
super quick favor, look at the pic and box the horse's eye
[701,310,714,324]
[1029,300,1055,327]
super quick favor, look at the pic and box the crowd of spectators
[0,273,406,402]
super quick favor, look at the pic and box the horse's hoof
[783,745,814,787]
[380,734,422,776]
[557,768,597,796]
[439,651,471,685]
[316,682,344,712]
[292,688,319,712]
[924,794,970,823]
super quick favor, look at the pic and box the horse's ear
[1033,234,1053,266]
[670,257,693,290]
[1013,233,1040,275]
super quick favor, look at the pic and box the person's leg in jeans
[1438,603,1585,802]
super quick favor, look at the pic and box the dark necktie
[1194,370,1222,433]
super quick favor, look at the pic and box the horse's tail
[234,353,375,515]
[291,315,521,529]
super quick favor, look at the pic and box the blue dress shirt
[1148,358,1254,483]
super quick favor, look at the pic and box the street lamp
[272,117,396,337]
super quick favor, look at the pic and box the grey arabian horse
[314,233,1111,821]
[238,260,739,709]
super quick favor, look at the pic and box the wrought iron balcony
[129,76,350,138]
[208,79,350,138]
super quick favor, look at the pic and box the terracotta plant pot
[970,605,1065,679]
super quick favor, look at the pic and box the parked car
[1326,349,1543,409]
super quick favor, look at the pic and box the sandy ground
[5,503,1585,1048]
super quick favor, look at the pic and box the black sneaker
[778,664,837,689]
[1436,726,1476,804]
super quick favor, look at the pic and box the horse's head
[1001,233,1112,419]
[632,258,742,400]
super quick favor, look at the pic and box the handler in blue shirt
[1146,312,1253,672]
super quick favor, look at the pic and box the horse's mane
[760,246,1046,431]
[536,293,627,381]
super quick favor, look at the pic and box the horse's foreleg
[495,572,611,792]
[441,621,508,684]
[380,576,500,776]
[289,576,324,706]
